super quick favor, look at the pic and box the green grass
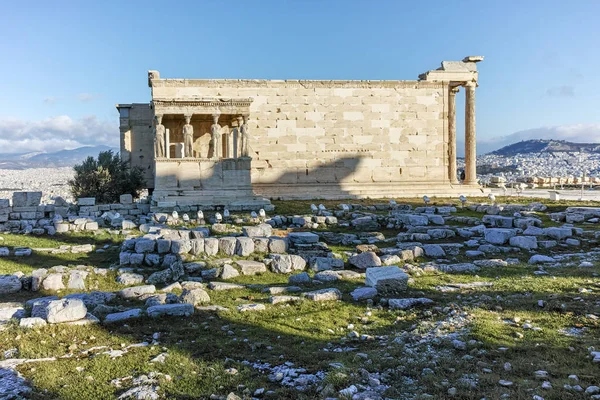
[2,198,600,399]
[0,231,121,275]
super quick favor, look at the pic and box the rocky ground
[0,197,599,399]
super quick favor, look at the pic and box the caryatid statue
[154,115,166,158]
[211,113,221,159]
[183,115,194,158]
[240,114,250,157]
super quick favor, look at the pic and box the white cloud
[0,115,118,154]
[545,85,575,97]
[77,93,101,102]
[470,123,600,155]
[43,96,60,104]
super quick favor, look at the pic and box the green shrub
[69,150,146,204]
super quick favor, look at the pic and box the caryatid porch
[152,98,252,160]
[149,96,272,209]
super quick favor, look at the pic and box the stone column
[165,128,170,159]
[448,86,459,184]
[464,81,477,185]
[234,115,243,159]
[119,120,131,163]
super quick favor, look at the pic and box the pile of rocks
[552,206,600,224]
[0,192,60,234]
[119,224,288,268]
[0,192,152,235]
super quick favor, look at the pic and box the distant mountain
[0,145,119,169]
[489,139,600,156]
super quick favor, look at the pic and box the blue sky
[0,0,599,154]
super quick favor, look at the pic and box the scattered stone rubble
[2,198,600,398]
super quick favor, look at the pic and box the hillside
[490,139,600,156]
[0,145,119,169]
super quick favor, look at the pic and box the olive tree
[69,150,146,204]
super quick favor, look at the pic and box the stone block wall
[146,79,451,199]
[119,103,154,188]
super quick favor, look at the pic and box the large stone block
[543,227,573,240]
[243,224,273,237]
[190,238,205,255]
[135,238,156,253]
[204,238,219,256]
[235,260,267,275]
[310,257,344,271]
[288,232,319,244]
[104,309,142,323]
[0,275,22,294]
[484,228,517,245]
[509,236,538,250]
[365,266,409,295]
[269,254,306,273]
[77,197,96,206]
[120,194,133,204]
[41,299,87,324]
[268,237,288,253]
[236,237,255,256]
[348,252,381,269]
[147,303,194,318]
[303,288,342,301]
[119,285,156,298]
[13,192,42,207]
[42,273,65,291]
[180,288,210,305]
[218,237,237,256]
[482,215,514,228]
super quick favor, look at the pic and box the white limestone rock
[288,232,319,244]
[19,317,47,329]
[268,237,288,253]
[0,275,22,294]
[235,237,255,256]
[237,304,266,312]
[529,255,555,264]
[104,309,143,324]
[204,238,219,256]
[42,273,65,291]
[389,297,433,310]
[269,295,303,304]
[350,287,378,301]
[243,223,272,237]
[220,264,240,279]
[422,244,445,257]
[289,272,311,284]
[310,257,344,271]
[303,288,342,301]
[509,235,538,250]
[543,227,572,240]
[119,285,156,298]
[134,239,156,253]
[0,302,25,323]
[218,237,237,256]
[41,299,87,324]
[208,282,245,291]
[147,303,194,318]
[484,228,517,245]
[365,266,409,295]
[348,252,381,270]
[180,288,211,305]
[235,260,266,275]
[269,254,306,274]
[314,271,341,282]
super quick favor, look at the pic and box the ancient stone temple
[117,56,484,209]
